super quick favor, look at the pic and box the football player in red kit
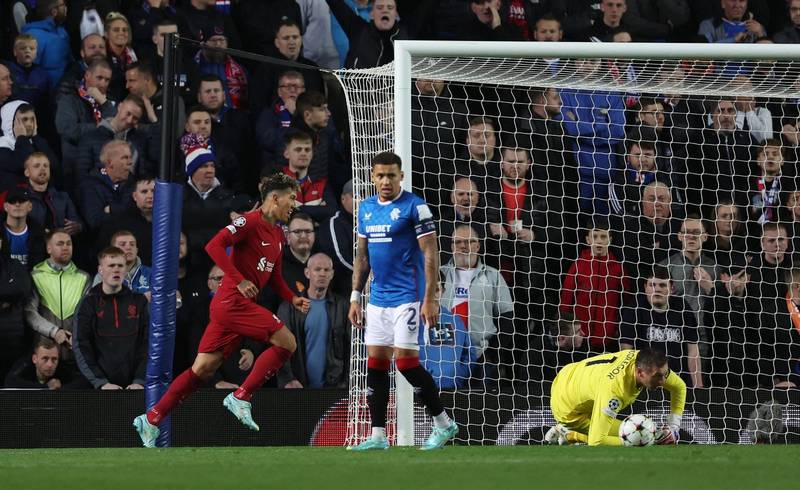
[134,174,311,447]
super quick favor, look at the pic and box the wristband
[350,291,362,303]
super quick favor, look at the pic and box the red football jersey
[205,210,295,304]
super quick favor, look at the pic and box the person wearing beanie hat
[182,138,238,273]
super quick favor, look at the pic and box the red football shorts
[197,296,284,358]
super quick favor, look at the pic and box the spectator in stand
[621,0,690,41]
[249,19,325,115]
[21,0,72,90]
[774,0,800,43]
[102,12,138,102]
[327,0,439,68]
[289,90,349,194]
[440,224,514,385]
[56,33,106,100]
[2,188,46,269]
[535,311,591,382]
[438,177,491,265]
[747,139,791,224]
[0,246,32,382]
[277,252,350,389]
[439,116,501,210]
[279,131,338,223]
[23,152,82,235]
[4,337,83,389]
[749,221,792,306]
[552,0,604,41]
[629,96,690,195]
[613,180,681,282]
[234,0,299,56]
[194,32,248,110]
[585,0,628,41]
[125,61,184,129]
[328,0,371,68]
[181,107,240,192]
[256,71,306,172]
[56,58,116,190]
[699,0,767,43]
[294,0,340,69]
[103,230,151,296]
[178,0,241,51]
[534,14,564,41]
[706,199,749,269]
[316,179,354,298]
[146,20,196,102]
[73,246,148,390]
[0,63,13,107]
[0,102,60,189]
[461,0,522,41]
[95,176,154,267]
[8,34,50,114]
[411,79,469,205]
[687,98,755,210]
[78,140,136,231]
[608,140,660,217]
[25,229,91,372]
[619,265,703,388]
[561,58,626,214]
[180,143,237,269]
[732,75,773,143]
[560,216,630,352]
[128,0,178,57]
[197,75,253,193]
[75,94,154,181]
[659,214,718,346]
[419,277,476,390]
[763,267,800,388]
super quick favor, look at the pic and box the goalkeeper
[545,348,685,446]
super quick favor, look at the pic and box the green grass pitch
[2,445,798,490]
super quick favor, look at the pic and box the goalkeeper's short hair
[635,348,668,371]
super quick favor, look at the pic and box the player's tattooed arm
[349,236,370,328]
[418,233,440,328]
[351,236,371,294]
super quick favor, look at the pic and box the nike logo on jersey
[261,241,270,246]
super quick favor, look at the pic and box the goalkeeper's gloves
[544,423,571,445]
[655,414,681,445]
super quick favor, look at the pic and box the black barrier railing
[1,388,798,448]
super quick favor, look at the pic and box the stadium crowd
[1,0,800,394]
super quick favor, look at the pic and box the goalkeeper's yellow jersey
[550,350,686,446]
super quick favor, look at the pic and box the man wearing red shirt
[134,173,311,447]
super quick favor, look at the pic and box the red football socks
[234,346,293,402]
[147,368,203,425]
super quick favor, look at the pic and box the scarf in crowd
[755,175,781,224]
[78,79,104,123]
[275,99,292,128]
[110,46,137,71]
[627,167,656,186]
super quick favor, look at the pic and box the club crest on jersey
[390,208,401,221]
[256,257,275,272]
[233,216,246,227]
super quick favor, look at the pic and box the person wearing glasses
[21,0,72,89]
[259,212,317,312]
[250,19,325,116]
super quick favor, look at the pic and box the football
[619,414,657,447]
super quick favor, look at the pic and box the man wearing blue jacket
[21,0,72,90]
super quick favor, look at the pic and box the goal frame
[388,40,800,446]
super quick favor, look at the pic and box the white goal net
[337,42,800,446]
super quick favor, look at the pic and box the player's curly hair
[260,172,300,200]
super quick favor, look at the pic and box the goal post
[341,40,800,446]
